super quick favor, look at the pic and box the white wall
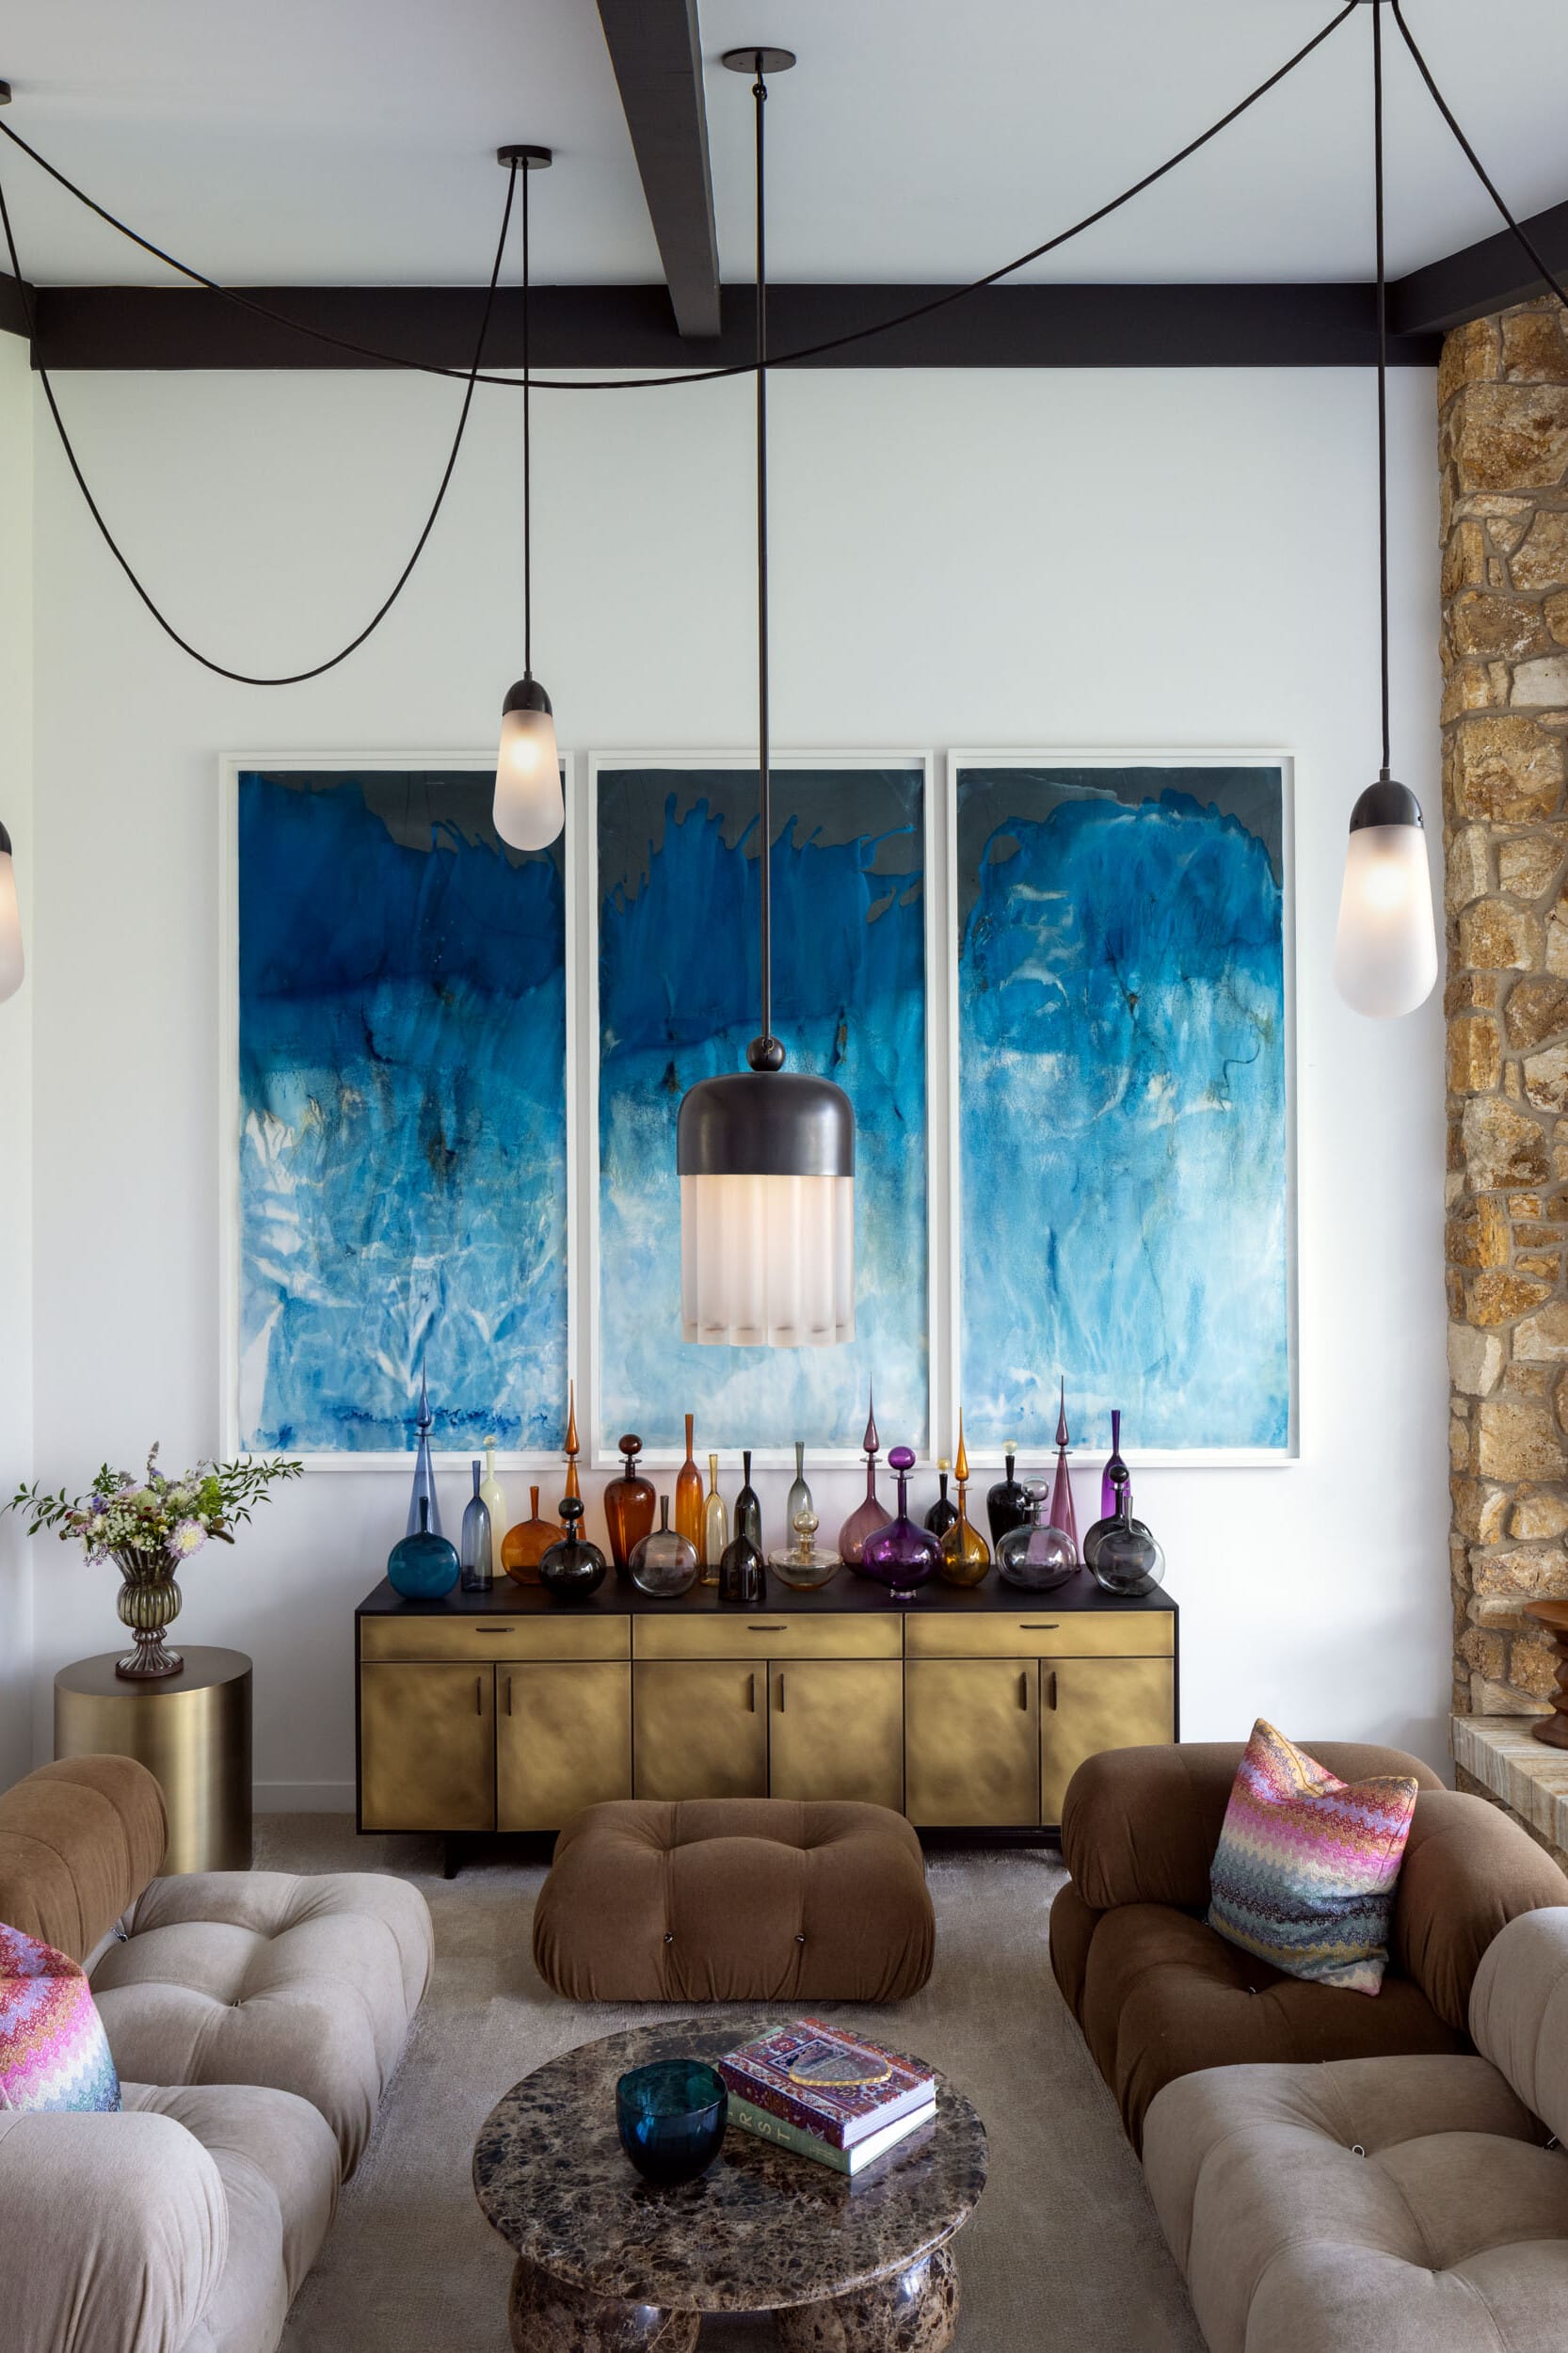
[0,334,33,1790]
[24,360,1448,1802]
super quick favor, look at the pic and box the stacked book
[718,2019,937,2176]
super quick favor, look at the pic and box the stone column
[1443,296,1568,1719]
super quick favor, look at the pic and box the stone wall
[1443,295,1568,1719]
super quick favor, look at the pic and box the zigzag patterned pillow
[0,1921,121,2111]
[1208,1720,1419,1996]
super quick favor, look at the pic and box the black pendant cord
[753,53,774,1065]
[0,156,518,686]
[521,156,533,678]
[1373,0,1391,782]
[1390,1,1568,315]
[0,5,1356,397]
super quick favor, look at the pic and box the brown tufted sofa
[534,1797,935,2002]
[0,1754,432,2353]
[1049,1740,1568,2148]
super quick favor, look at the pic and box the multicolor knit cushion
[0,1922,120,2111]
[1207,1721,1418,1996]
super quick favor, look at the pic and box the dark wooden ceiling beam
[1388,195,1568,336]
[11,280,1440,371]
[596,0,720,340]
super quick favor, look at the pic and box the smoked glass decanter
[938,1415,991,1588]
[734,1450,762,1551]
[858,1447,940,1599]
[985,1448,1032,1548]
[838,1388,892,1565]
[997,1490,1078,1592]
[603,1434,656,1575]
[674,1414,704,1556]
[1085,1467,1164,1596]
[719,1526,766,1605]
[924,1457,959,1543]
[786,1441,812,1541]
[1099,1408,1131,1522]
[501,1483,559,1585]
[629,1496,699,1598]
[459,1459,494,1592]
[537,1497,608,1602]
[702,1454,728,1587]
[1047,1379,1080,1562]
[769,1506,840,1591]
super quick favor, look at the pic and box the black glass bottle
[924,1457,959,1543]
[986,1449,1032,1548]
[537,1497,608,1602]
[719,1526,766,1605]
[734,1449,762,1552]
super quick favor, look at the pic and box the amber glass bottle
[674,1413,704,1556]
[501,1484,561,1586]
[702,1453,728,1587]
[564,1380,582,1502]
[603,1434,656,1576]
[939,1413,992,1588]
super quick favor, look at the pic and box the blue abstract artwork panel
[598,767,928,1451]
[236,770,567,1452]
[957,765,1289,1453]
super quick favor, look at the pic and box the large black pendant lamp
[493,144,565,854]
[1333,1,1437,1018]
[677,49,856,1348]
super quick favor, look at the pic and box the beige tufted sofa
[0,1755,432,2353]
[1144,1904,1568,2353]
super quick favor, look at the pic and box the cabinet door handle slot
[1020,1624,1059,1632]
[475,1675,484,1715]
[777,1673,786,1713]
[747,1626,788,1634]
[1047,1669,1059,1710]
[748,1673,757,1712]
[487,1626,515,1634]
[1017,1671,1029,1710]
[506,1675,513,1717]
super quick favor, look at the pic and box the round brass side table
[55,1646,252,1872]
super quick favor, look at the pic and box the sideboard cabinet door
[1039,1654,1176,1828]
[360,1661,495,1832]
[632,1661,768,1801]
[767,1659,904,1811]
[497,1662,632,1831]
[904,1657,1041,1828]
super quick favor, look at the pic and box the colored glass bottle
[997,1489,1078,1592]
[459,1459,494,1592]
[734,1450,762,1551]
[603,1434,656,1576]
[537,1497,607,1602]
[702,1455,728,1586]
[629,1496,699,1599]
[564,1380,582,1503]
[786,1441,812,1541]
[858,1447,941,1599]
[838,1387,892,1565]
[1047,1380,1080,1562]
[769,1506,840,1591]
[1085,1467,1165,1597]
[501,1483,559,1585]
[388,1496,459,1600]
[985,1447,1032,1548]
[719,1523,766,1605]
[938,1415,991,1588]
[1100,1408,1131,1522]
[924,1457,959,1542]
[479,1438,507,1561]
[674,1414,704,1556]
[406,1367,443,1541]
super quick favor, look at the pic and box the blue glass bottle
[388,1497,459,1600]
[406,1367,443,1541]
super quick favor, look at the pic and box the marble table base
[510,2257,699,2353]
[775,2247,959,2353]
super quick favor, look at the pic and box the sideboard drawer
[632,1614,903,1661]
[360,1616,630,1663]
[904,1610,1174,1660]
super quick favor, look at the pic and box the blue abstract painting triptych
[234,759,1289,1460]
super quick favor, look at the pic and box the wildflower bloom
[166,1518,207,1561]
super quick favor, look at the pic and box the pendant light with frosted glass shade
[493,145,564,854]
[1333,2,1437,1020]
[0,820,22,1003]
[676,50,855,1348]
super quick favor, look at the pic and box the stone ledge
[1451,1713,1568,1854]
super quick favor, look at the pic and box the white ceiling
[1,0,1564,293]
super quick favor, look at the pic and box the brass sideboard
[356,1572,1176,1851]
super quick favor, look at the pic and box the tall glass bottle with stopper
[1047,1379,1080,1562]
[603,1434,656,1576]
[939,1413,991,1588]
[838,1385,892,1565]
[675,1413,704,1556]
[1099,1408,1130,1522]
[460,1460,494,1592]
[858,1447,940,1599]
[564,1380,582,1502]
[406,1367,442,1540]
[734,1450,762,1551]
[924,1457,958,1543]
[702,1454,728,1587]
[786,1441,812,1541]
[986,1446,1031,1548]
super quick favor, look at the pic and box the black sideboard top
[357,1568,1176,1621]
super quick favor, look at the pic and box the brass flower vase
[114,1547,184,1679]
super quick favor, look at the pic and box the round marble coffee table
[472,2014,987,2352]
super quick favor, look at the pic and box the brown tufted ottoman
[533,1798,935,2002]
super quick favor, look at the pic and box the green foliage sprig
[7,1444,303,1564]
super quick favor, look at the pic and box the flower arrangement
[8,1445,302,1564]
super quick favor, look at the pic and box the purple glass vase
[838,1387,892,1565]
[1099,1409,1131,1522]
[1048,1378,1080,1562]
[857,1448,940,1599]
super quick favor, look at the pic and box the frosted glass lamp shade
[677,1068,856,1347]
[494,677,563,851]
[0,825,22,1004]
[1333,779,1438,1018]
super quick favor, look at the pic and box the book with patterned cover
[717,2019,935,2150]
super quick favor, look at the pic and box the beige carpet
[262,1818,1202,2353]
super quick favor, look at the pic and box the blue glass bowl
[615,2060,728,2187]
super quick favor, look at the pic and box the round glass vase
[996,1495,1079,1593]
[113,1546,184,1680]
[616,2060,728,2188]
[857,1449,941,1600]
[629,1497,699,1599]
[1084,1471,1166,1598]
[768,1507,840,1592]
[537,1498,609,1603]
